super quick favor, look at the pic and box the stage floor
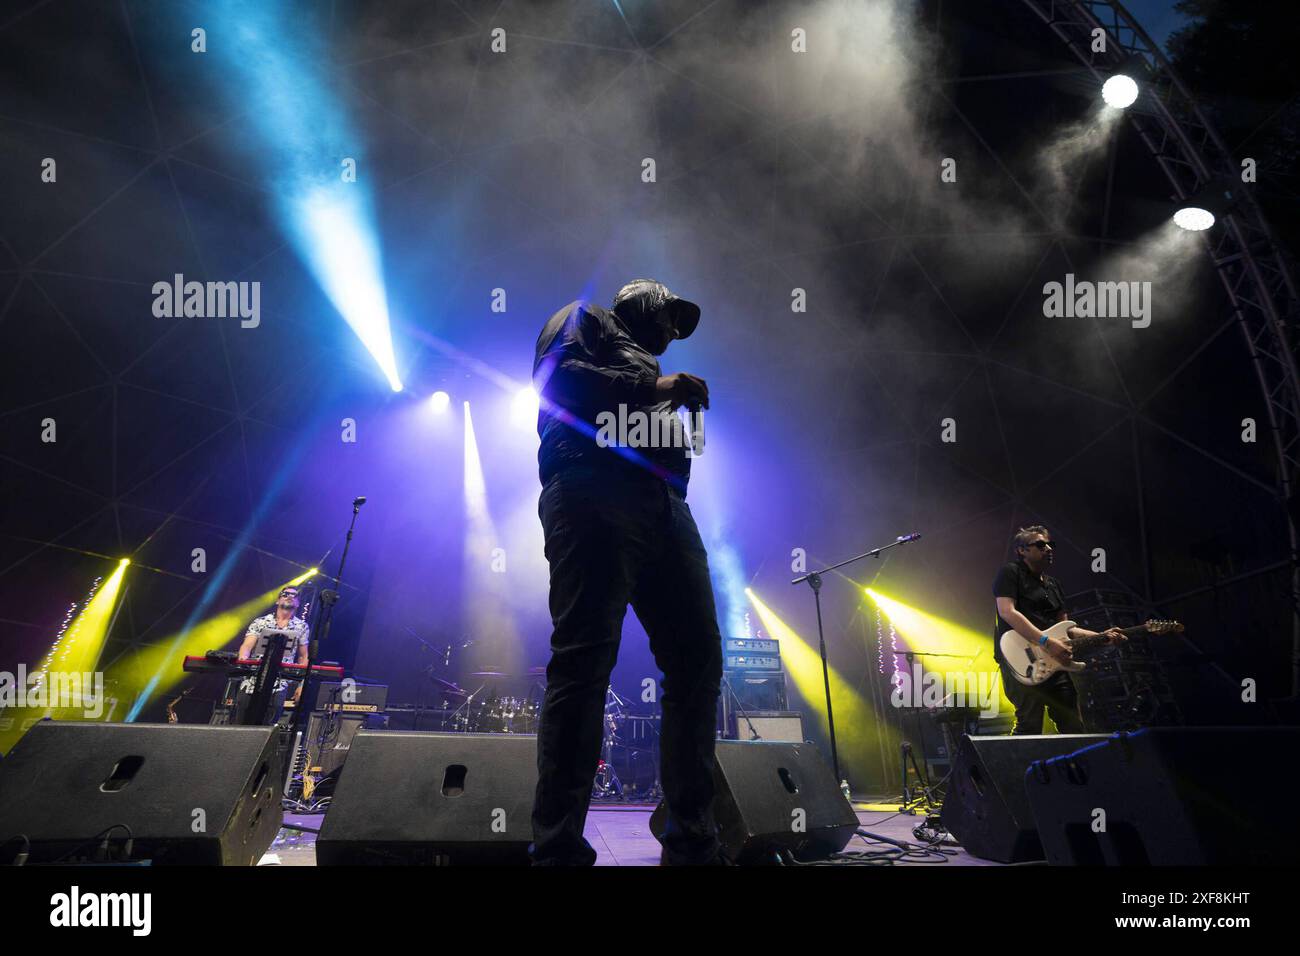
[263,801,1004,866]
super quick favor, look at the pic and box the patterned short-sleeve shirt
[239,613,310,696]
[245,613,310,663]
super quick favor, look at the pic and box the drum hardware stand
[592,686,625,800]
[448,685,486,732]
[792,532,922,798]
[292,495,365,748]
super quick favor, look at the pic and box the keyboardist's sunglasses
[1027,541,1054,550]
[279,589,299,599]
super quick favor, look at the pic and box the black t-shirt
[992,559,1066,665]
[533,300,692,494]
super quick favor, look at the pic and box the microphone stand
[791,533,921,795]
[721,673,762,741]
[291,498,366,754]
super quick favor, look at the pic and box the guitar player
[993,526,1124,734]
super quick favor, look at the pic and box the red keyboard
[182,655,344,679]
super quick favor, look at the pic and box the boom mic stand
[791,532,921,798]
[721,673,762,741]
[291,496,366,754]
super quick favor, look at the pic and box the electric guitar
[1000,618,1183,686]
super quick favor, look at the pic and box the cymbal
[469,670,509,678]
[527,665,547,676]
[428,676,467,695]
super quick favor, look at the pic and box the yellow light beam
[745,588,883,775]
[865,587,1012,713]
[1,561,131,754]
[865,588,991,662]
[35,559,130,683]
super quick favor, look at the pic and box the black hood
[611,279,700,339]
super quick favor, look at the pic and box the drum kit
[438,667,545,734]
[408,629,543,734]
[411,631,663,800]
[414,666,543,734]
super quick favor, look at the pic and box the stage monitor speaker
[1025,726,1300,865]
[940,733,1104,863]
[0,721,283,865]
[650,740,857,864]
[316,730,537,865]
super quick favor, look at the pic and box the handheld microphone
[897,532,922,543]
[353,496,367,509]
[686,402,705,456]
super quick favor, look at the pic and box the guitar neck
[1069,624,1147,653]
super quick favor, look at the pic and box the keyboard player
[233,586,311,723]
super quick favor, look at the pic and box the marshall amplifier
[725,638,780,655]
[732,711,804,742]
[722,673,788,738]
[725,654,782,671]
[283,681,389,714]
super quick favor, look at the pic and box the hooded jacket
[532,298,692,494]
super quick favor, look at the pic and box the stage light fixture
[1101,54,1148,110]
[1173,178,1239,232]
[1172,206,1214,231]
[1101,74,1139,109]
[512,386,540,427]
[430,390,451,412]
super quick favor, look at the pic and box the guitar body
[1000,619,1083,686]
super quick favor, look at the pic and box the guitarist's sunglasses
[1027,541,1055,550]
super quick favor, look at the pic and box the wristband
[1038,633,1050,647]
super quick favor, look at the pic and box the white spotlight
[1173,206,1215,232]
[1101,74,1139,109]
[511,386,539,427]
[430,390,451,412]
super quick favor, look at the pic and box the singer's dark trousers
[531,464,723,865]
